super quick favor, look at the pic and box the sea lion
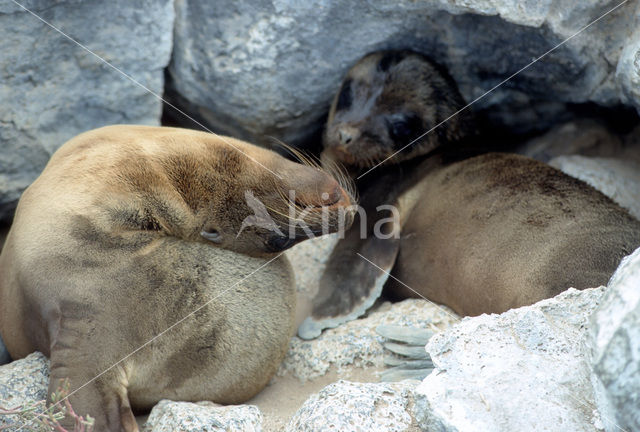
[0,125,354,431]
[298,50,640,339]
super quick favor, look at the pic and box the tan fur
[0,125,354,431]
[387,153,640,315]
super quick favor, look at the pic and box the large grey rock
[285,380,418,432]
[617,12,640,112]
[0,352,49,429]
[414,287,606,432]
[169,0,640,148]
[590,247,640,432]
[278,299,458,382]
[0,0,174,222]
[144,400,263,432]
[549,155,640,220]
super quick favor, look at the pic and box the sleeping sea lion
[0,125,354,431]
[298,49,640,339]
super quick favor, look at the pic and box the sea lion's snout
[289,166,355,219]
[293,174,348,208]
[259,170,355,253]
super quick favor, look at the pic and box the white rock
[285,380,417,432]
[286,233,339,297]
[590,247,640,432]
[0,352,49,429]
[414,287,606,432]
[279,299,458,382]
[549,155,640,220]
[144,400,262,432]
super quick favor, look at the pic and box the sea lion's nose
[337,125,359,146]
[321,184,342,206]
[339,129,352,145]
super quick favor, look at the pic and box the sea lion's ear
[297,214,401,340]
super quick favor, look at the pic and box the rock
[548,155,640,220]
[168,0,640,148]
[286,233,339,297]
[617,14,640,113]
[590,247,640,432]
[144,400,263,432]
[285,380,418,432]
[0,352,49,429]
[286,233,342,332]
[414,287,606,432]
[0,0,174,222]
[278,299,458,382]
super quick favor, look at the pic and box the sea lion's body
[386,152,640,316]
[0,125,354,431]
[299,50,640,338]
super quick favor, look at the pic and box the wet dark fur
[323,50,476,170]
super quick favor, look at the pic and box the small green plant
[0,379,94,432]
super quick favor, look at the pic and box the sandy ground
[134,365,382,430]
[249,366,383,431]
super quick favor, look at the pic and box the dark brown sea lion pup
[298,50,640,339]
[0,125,354,431]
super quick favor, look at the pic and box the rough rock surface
[286,233,339,297]
[169,0,640,147]
[285,380,418,432]
[144,400,263,432]
[549,155,640,220]
[0,352,49,429]
[414,287,606,432]
[617,12,640,110]
[590,247,640,432]
[0,0,174,222]
[279,299,458,382]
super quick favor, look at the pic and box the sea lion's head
[198,139,356,256]
[146,131,356,257]
[322,50,473,173]
[54,127,355,258]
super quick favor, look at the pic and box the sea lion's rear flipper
[48,313,138,432]
[297,207,401,340]
[376,325,435,382]
[48,353,137,432]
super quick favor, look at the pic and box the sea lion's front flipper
[297,207,401,340]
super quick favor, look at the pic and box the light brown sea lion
[298,50,640,339]
[0,125,354,431]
